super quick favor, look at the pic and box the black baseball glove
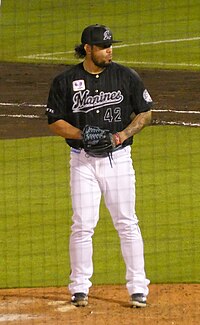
[82,125,121,156]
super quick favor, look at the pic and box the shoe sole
[71,300,88,307]
[131,301,147,308]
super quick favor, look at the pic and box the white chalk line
[19,36,200,67]
[0,102,45,107]
[0,102,199,127]
[21,36,200,58]
[0,114,42,119]
[0,102,46,119]
[154,120,200,127]
[117,61,200,67]
[0,102,199,115]
[19,55,200,68]
[115,36,200,48]
[152,109,200,114]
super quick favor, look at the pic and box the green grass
[0,0,200,70]
[0,126,200,288]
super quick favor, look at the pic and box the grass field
[0,126,200,288]
[0,0,200,290]
[0,0,200,70]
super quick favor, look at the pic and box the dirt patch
[0,62,199,139]
[0,62,200,324]
[0,284,199,325]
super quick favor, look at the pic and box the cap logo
[103,29,112,41]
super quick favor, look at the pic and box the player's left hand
[82,125,121,155]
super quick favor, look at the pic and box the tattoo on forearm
[124,112,151,138]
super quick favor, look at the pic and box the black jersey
[46,62,153,149]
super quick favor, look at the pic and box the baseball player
[46,24,153,308]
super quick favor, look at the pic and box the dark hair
[74,44,86,58]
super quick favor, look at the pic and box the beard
[91,53,112,68]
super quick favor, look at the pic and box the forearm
[118,110,152,143]
[48,119,82,139]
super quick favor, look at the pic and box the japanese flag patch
[73,80,85,91]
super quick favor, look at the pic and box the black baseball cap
[81,24,122,45]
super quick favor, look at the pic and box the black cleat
[71,292,88,307]
[130,293,147,308]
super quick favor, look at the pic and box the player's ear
[84,44,92,54]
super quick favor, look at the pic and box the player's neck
[83,60,105,75]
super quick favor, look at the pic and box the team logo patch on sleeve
[73,80,85,91]
[143,89,152,103]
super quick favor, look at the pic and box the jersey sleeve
[129,69,153,115]
[45,76,67,124]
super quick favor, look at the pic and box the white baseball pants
[68,146,150,296]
